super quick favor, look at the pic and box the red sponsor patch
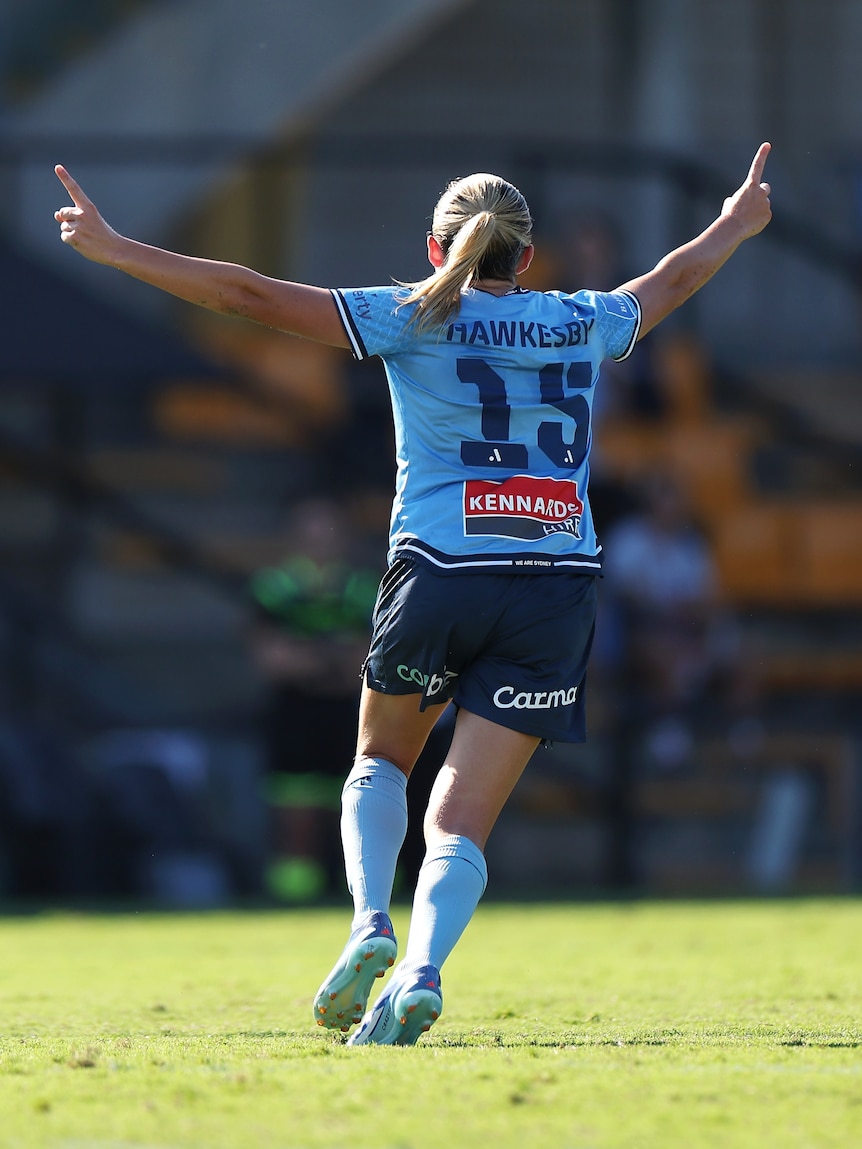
[463,475,584,541]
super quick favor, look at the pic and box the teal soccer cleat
[346,963,442,1046]
[313,911,397,1033]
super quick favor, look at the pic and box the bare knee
[422,767,491,851]
[419,713,538,852]
[355,687,449,780]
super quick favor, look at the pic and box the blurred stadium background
[0,0,860,906]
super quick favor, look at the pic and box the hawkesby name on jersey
[445,317,594,349]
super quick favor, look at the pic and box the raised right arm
[617,143,773,339]
[53,165,350,349]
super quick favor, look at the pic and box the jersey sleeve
[574,289,642,362]
[330,285,415,360]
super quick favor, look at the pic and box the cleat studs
[341,1025,350,1033]
[318,1007,327,1014]
[375,969,385,978]
[328,992,337,1001]
[387,957,395,967]
[336,1012,344,1019]
[407,1005,417,1014]
[354,1002,362,1011]
[354,962,363,972]
[317,1020,325,1027]
[431,1011,439,1020]
[352,1016,361,1024]
[421,1025,430,1032]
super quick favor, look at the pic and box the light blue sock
[400,834,488,974]
[340,756,408,927]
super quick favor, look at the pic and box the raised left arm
[54,165,349,348]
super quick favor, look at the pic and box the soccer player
[54,145,772,1043]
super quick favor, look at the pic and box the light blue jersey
[332,284,641,573]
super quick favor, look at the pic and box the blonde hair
[399,173,533,332]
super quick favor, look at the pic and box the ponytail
[398,173,532,333]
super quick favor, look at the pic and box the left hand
[54,164,121,265]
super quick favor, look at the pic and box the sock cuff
[424,833,488,893]
[342,755,408,796]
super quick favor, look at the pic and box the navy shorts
[363,557,597,743]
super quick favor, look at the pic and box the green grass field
[0,900,859,1148]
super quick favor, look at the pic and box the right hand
[720,142,773,240]
[54,165,120,265]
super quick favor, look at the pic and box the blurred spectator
[595,470,745,887]
[83,727,236,907]
[247,495,453,901]
[247,497,380,901]
[599,470,739,770]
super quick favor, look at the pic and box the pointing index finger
[54,164,92,208]
[747,142,771,185]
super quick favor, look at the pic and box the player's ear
[516,244,535,275]
[427,232,446,269]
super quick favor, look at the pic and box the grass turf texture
[0,901,859,1148]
